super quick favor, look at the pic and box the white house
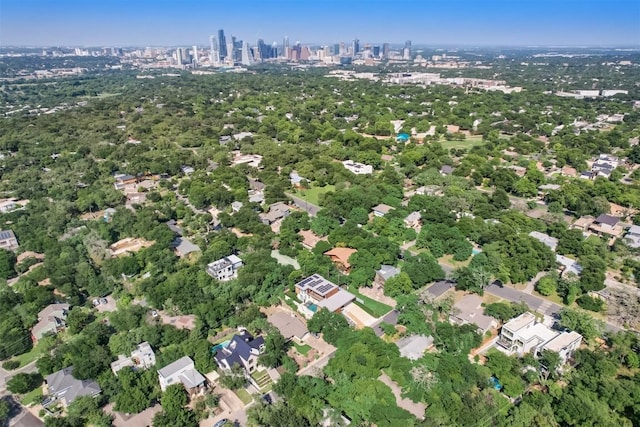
[497,312,582,364]
[111,342,157,375]
[157,356,206,393]
[342,160,373,175]
[206,255,243,281]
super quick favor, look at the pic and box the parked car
[213,419,228,427]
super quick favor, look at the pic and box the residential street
[286,193,321,217]
[0,361,38,396]
[485,283,622,333]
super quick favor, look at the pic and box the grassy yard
[440,135,484,151]
[20,388,43,406]
[294,184,335,206]
[293,342,312,356]
[234,388,253,405]
[349,287,393,318]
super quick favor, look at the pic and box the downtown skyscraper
[218,29,227,60]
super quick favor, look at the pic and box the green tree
[259,331,289,368]
[7,372,42,394]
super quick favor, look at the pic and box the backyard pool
[472,248,482,255]
[489,376,503,391]
[211,340,230,354]
[306,302,318,312]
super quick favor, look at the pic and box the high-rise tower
[209,35,220,65]
[218,29,227,59]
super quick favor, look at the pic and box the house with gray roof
[0,229,19,251]
[449,294,498,334]
[158,356,206,393]
[45,367,101,408]
[529,231,559,252]
[172,237,200,257]
[374,265,400,287]
[111,341,156,375]
[214,331,265,374]
[396,335,434,360]
[31,303,70,343]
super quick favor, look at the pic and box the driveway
[378,372,426,420]
[200,386,248,427]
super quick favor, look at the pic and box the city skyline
[1,0,639,47]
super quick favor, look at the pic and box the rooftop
[376,265,400,281]
[395,334,434,360]
[317,288,356,312]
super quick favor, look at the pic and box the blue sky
[1,0,638,47]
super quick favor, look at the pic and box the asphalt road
[286,194,321,217]
[485,283,622,333]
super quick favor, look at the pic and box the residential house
[267,312,309,343]
[206,255,243,281]
[560,165,578,177]
[528,231,559,251]
[571,216,594,232]
[404,211,422,229]
[342,160,373,175]
[298,229,328,250]
[231,152,263,168]
[556,254,583,277]
[32,303,70,342]
[111,342,157,375]
[624,225,640,248]
[158,356,206,393]
[172,237,200,257]
[395,335,434,360]
[372,204,394,217]
[248,178,265,192]
[324,247,357,274]
[290,171,306,188]
[0,229,19,251]
[374,265,400,288]
[589,214,624,238]
[214,331,265,375]
[440,165,454,176]
[295,274,356,316]
[579,171,597,180]
[231,201,244,213]
[113,174,137,190]
[45,367,101,408]
[508,165,527,177]
[259,202,291,225]
[497,312,582,364]
[0,198,28,213]
[449,294,498,334]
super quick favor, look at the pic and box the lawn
[293,342,312,356]
[440,135,484,151]
[234,388,253,405]
[20,388,43,406]
[294,184,335,206]
[349,287,393,318]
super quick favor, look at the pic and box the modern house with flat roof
[0,229,19,251]
[295,274,356,317]
[206,255,243,281]
[371,204,394,217]
[157,356,206,393]
[342,160,373,175]
[497,312,582,364]
[111,342,156,375]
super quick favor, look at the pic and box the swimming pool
[472,248,482,255]
[489,376,502,391]
[211,340,230,354]
[306,302,318,312]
